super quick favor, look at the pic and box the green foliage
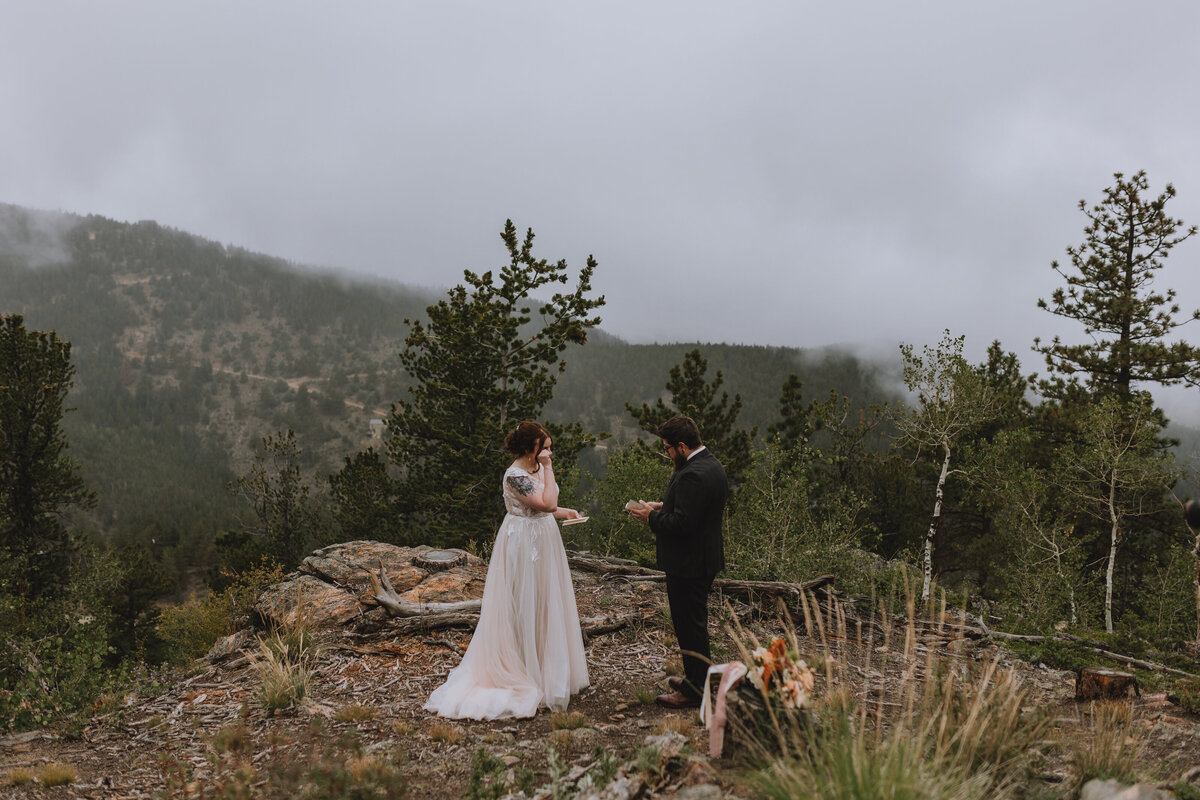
[0,592,116,731]
[967,428,1090,631]
[157,594,233,665]
[893,331,1001,600]
[0,313,95,600]
[466,748,508,800]
[726,438,869,584]
[576,444,669,563]
[1173,781,1200,800]
[383,220,605,547]
[1035,170,1200,401]
[328,448,403,544]
[1009,637,1093,673]
[228,430,321,570]
[97,541,174,661]
[158,560,285,665]
[1054,394,1176,632]
[626,348,757,483]
[1168,677,1200,715]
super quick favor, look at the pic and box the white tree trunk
[923,443,951,602]
[1049,532,1078,625]
[1105,482,1119,634]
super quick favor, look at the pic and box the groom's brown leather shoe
[655,690,701,709]
[667,676,685,692]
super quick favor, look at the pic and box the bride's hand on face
[537,448,552,467]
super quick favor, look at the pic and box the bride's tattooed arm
[506,475,535,496]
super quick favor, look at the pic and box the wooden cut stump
[414,549,468,572]
[1076,667,1141,701]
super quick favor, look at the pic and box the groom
[630,415,728,709]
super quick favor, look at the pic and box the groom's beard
[671,451,687,471]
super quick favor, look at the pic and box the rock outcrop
[253,541,486,632]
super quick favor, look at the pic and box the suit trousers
[665,573,715,699]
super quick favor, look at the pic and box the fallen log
[367,559,483,617]
[580,610,645,639]
[965,628,1200,680]
[566,555,835,601]
[714,574,836,600]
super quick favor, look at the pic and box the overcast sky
[4,2,1200,383]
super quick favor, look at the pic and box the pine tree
[1035,171,1200,401]
[0,314,94,600]
[227,430,317,570]
[383,221,604,546]
[625,348,756,484]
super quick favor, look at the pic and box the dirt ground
[2,571,1200,799]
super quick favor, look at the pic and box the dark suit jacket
[648,448,728,579]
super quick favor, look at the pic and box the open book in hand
[624,500,649,513]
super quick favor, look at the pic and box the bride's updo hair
[505,421,550,458]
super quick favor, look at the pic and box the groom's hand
[629,500,653,522]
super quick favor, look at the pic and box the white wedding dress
[424,464,589,719]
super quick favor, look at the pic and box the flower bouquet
[746,636,815,711]
[725,635,817,755]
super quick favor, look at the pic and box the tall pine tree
[0,314,94,600]
[383,221,604,547]
[626,348,756,484]
[1035,171,1200,401]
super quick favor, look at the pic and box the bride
[424,421,590,719]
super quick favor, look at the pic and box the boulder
[1079,778,1173,800]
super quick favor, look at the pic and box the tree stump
[1076,667,1141,701]
[414,549,468,572]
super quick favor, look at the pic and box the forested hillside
[0,203,898,588]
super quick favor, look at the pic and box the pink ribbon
[699,661,748,758]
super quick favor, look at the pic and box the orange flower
[768,637,788,660]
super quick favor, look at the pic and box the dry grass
[634,686,658,705]
[741,578,1053,800]
[334,704,379,723]
[548,729,575,755]
[38,763,77,787]
[1069,700,1143,793]
[6,768,33,786]
[550,710,588,730]
[663,657,685,676]
[252,638,311,713]
[429,720,464,745]
[653,715,694,736]
[391,719,414,737]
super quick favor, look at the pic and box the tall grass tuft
[249,589,319,714]
[740,577,1051,800]
[1069,700,1143,793]
[550,710,588,730]
[6,768,33,786]
[38,763,77,787]
[250,624,316,714]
